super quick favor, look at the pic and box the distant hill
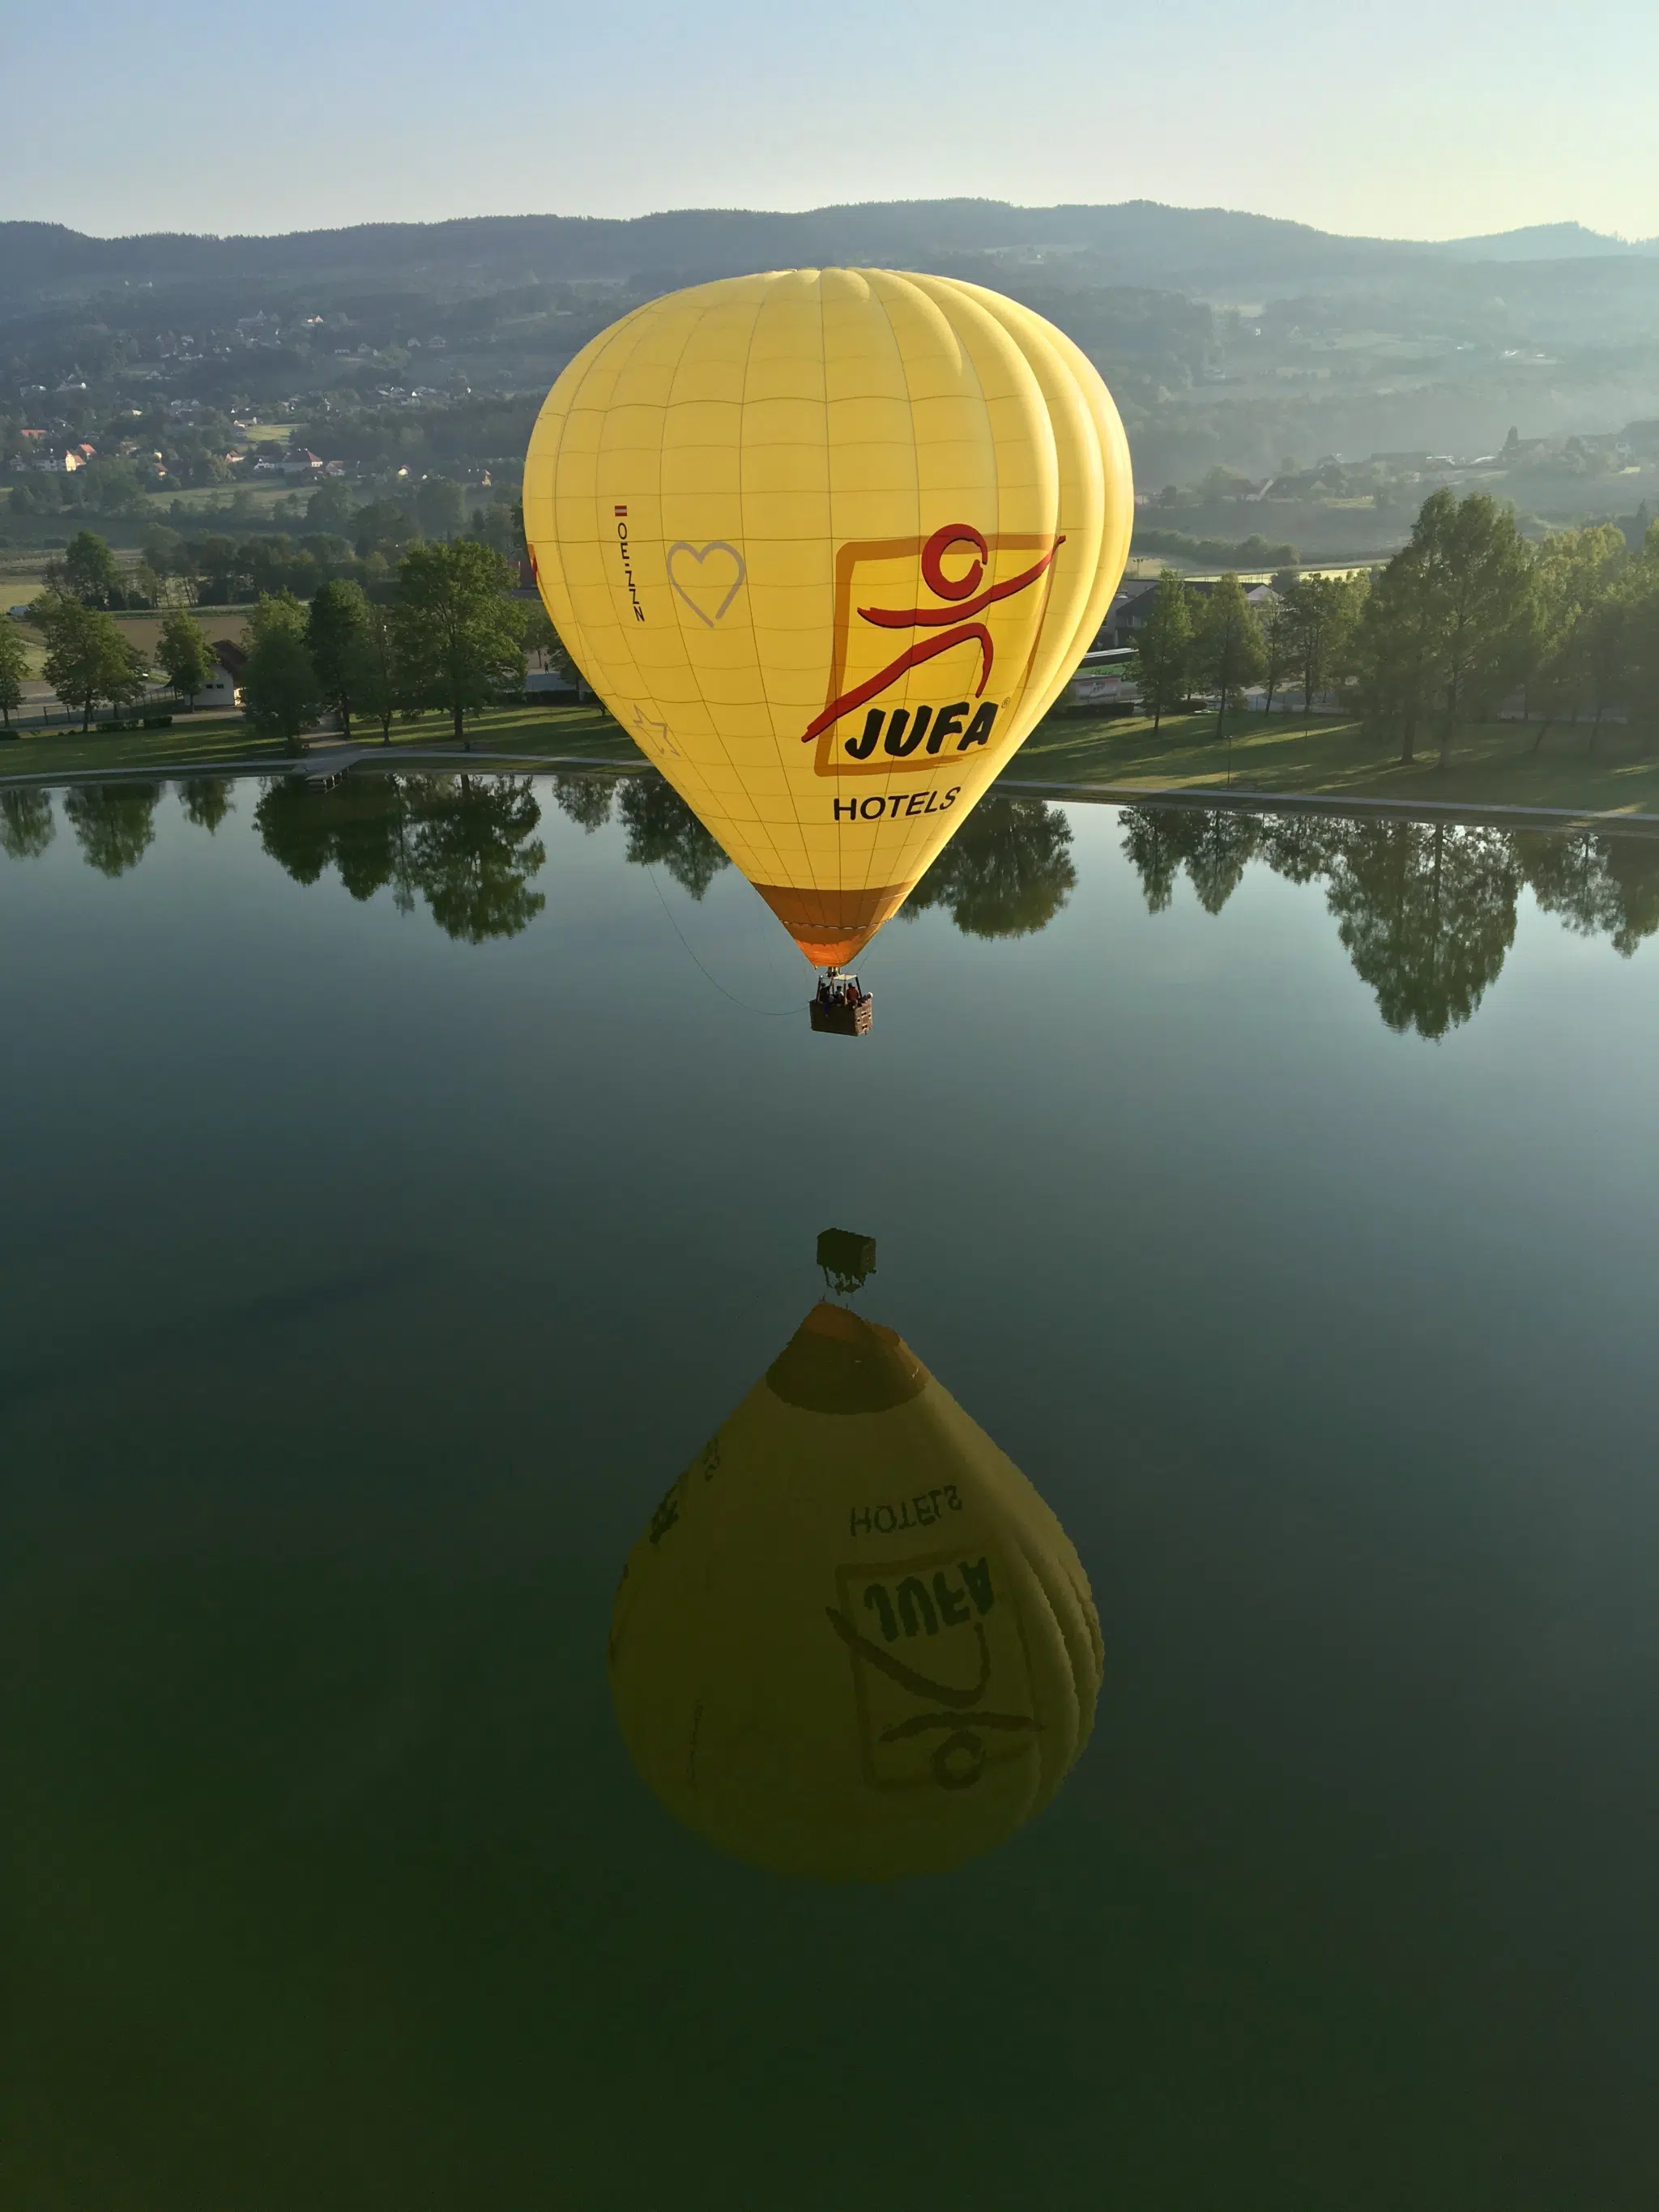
[5,199,1657,304]
[1433,222,1657,262]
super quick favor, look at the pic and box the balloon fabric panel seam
[862,273,925,914]
[665,295,774,880]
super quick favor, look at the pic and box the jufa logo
[803,522,1063,778]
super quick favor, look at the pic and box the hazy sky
[5,0,1656,243]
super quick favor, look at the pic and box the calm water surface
[4,771,1659,2209]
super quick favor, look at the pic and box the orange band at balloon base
[753,880,915,967]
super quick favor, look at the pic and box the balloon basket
[809,993,872,1037]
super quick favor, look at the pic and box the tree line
[1119,801,1659,1038]
[1131,488,1659,765]
[236,541,531,748]
[17,536,540,740]
[0,767,1079,948]
[23,479,513,616]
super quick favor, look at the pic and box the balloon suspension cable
[643,864,800,1017]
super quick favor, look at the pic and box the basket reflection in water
[609,1299,1102,1882]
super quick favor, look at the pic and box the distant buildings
[252,450,326,480]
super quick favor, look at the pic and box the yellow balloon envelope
[524,269,1132,965]
[609,1303,1102,1882]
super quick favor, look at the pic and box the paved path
[10,747,1653,843]
[0,748,650,791]
[1001,778,1659,839]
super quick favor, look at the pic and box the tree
[1598,837,1659,956]
[1256,812,1349,884]
[552,772,615,833]
[305,478,355,532]
[404,774,547,940]
[1433,495,1531,752]
[356,600,403,745]
[242,591,322,749]
[415,476,467,541]
[84,457,147,515]
[1118,803,1260,915]
[305,579,373,742]
[1515,526,1629,753]
[1323,820,1517,1038]
[1177,807,1261,914]
[33,595,149,729]
[1259,593,1294,716]
[471,497,527,560]
[1620,546,1659,753]
[178,776,233,833]
[905,794,1076,938]
[256,774,416,906]
[156,607,214,708]
[1285,573,1360,720]
[1563,571,1638,756]
[1129,569,1192,732]
[1119,805,1183,912]
[1,789,54,859]
[353,500,419,560]
[1192,573,1265,763]
[394,541,525,748]
[1354,543,1439,765]
[1356,494,1535,767]
[61,529,123,607]
[0,620,28,727]
[1414,490,1533,766]
[524,602,574,678]
[254,774,550,939]
[618,774,729,898]
[63,782,161,876]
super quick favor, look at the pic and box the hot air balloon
[608,1298,1102,1882]
[522,268,1132,1008]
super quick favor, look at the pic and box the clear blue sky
[4,0,1654,243]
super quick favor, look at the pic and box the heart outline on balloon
[667,540,747,626]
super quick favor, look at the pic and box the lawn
[9,689,1654,822]
[1015,707,1659,817]
[0,701,646,782]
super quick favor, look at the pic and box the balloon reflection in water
[610,1302,1101,1882]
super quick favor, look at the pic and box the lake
[4,769,1659,2209]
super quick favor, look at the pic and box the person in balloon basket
[817,972,865,1009]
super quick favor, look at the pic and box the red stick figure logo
[802,522,1064,773]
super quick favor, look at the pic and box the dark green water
[4,771,1659,2209]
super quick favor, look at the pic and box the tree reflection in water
[1,787,55,861]
[14,766,1659,1038]
[1325,822,1517,1040]
[177,777,234,833]
[255,773,546,943]
[1121,802,1659,1039]
[551,771,616,836]
[906,792,1077,938]
[63,783,160,878]
[616,774,729,899]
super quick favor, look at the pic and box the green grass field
[1017,707,1659,817]
[8,691,1657,823]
